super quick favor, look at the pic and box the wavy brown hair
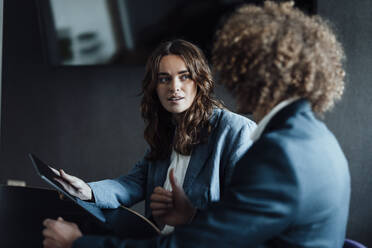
[141,39,222,161]
[213,1,345,119]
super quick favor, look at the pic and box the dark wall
[1,0,371,246]
[0,0,146,216]
[0,0,145,185]
[0,0,3,131]
[318,0,372,246]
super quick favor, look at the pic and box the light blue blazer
[88,108,256,218]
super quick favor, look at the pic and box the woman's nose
[169,78,181,92]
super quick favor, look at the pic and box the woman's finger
[43,218,55,228]
[150,202,173,210]
[150,193,173,203]
[42,227,57,240]
[152,209,168,217]
[153,187,172,196]
[60,170,88,192]
[54,177,74,193]
[59,169,76,183]
[43,237,58,248]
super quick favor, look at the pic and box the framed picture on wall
[37,0,317,66]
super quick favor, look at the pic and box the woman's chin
[165,106,189,115]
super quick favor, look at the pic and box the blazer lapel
[158,109,220,193]
[152,157,171,187]
[151,145,212,193]
[182,141,212,194]
[182,109,220,194]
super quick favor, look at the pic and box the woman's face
[156,55,197,116]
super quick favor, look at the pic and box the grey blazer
[88,108,256,218]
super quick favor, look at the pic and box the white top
[161,149,191,235]
[250,97,300,142]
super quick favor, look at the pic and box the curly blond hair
[213,1,345,117]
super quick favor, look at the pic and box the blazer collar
[251,97,299,142]
[263,98,312,134]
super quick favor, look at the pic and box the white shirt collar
[250,97,300,142]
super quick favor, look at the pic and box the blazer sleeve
[87,153,149,209]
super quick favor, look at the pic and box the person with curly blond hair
[41,2,350,248]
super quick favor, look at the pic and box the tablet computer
[28,153,106,222]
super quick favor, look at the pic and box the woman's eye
[158,77,170,83]
[180,74,191,81]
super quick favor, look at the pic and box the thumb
[49,166,61,176]
[57,217,64,221]
[169,169,182,193]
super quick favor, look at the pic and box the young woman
[52,39,256,234]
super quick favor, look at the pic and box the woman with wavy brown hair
[48,39,256,235]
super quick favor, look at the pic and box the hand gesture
[50,167,93,201]
[42,217,82,248]
[150,169,196,226]
[150,186,173,227]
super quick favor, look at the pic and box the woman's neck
[172,112,184,125]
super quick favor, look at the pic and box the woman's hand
[50,167,93,201]
[151,169,196,226]
[150,187,173,215]
[150,186,173,226]
[42,217,82,248]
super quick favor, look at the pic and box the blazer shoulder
[213,108,256,131]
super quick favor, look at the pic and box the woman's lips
[168,97,184,102]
